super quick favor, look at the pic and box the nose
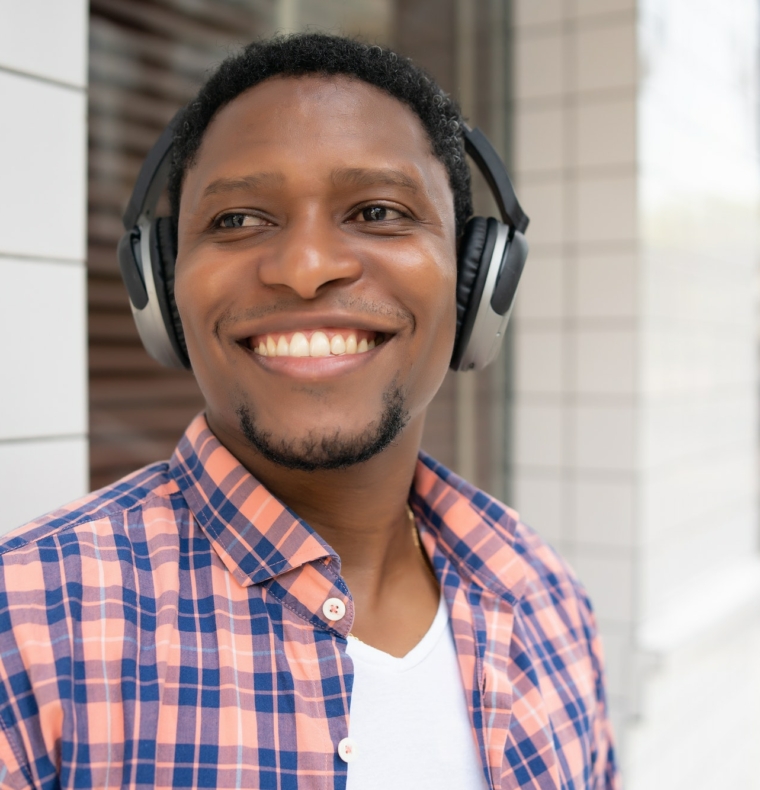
[257,210,362,299]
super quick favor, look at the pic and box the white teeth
[289,332,310,357]
[330,335,346,355]
[254,331,381,357]
[309,331,330,357]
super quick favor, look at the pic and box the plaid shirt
[0,414,618,789]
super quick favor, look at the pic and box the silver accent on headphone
[130,216,187,369]
[453,223,511,372]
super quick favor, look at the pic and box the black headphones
[118,112,529,372]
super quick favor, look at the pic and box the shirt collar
[170,414,527,602]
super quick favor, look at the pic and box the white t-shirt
[344,595,487,789]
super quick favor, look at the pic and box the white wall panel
[575,20,637,93]
[0,72,86,261]
[512,472,564,546]
[513,0,563,29]
[0,0,88,87]
[512,254,565,321]
[0,437,88,535]
[573,252,638,319]
[0,258,86,440]
[0,8,88,534]
[513,401,563,469]
[514,330,564,394]
[514,30,564,100]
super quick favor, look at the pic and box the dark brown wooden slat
[88,277,133,309]
[88,213,125,247]
[90,0,259,49]
[90,17,218,78]
[89,346,168,375]
[89,116,169,157]
[91,403,203,437]
[152,0,273,33]
[89,149,144,184]
[89,84,178,129]
[88,243,121,276]
[89,312,142,343]
[90,375,201,407]
[88,182,131,214]
[89,50,200,104]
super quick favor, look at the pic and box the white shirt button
[322,597,346,622]
[338,737,358,762]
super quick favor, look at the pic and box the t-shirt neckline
[345,595,448,671]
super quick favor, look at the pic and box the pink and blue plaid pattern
[0,415,618,789]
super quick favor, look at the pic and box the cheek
[173,253,237,387]
[401,252,458,408]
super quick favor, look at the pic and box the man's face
[175,75,458,469]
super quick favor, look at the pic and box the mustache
[214,294,415,334]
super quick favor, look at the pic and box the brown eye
[363,206,387,222]
[357,206,404,222]
[218,213,269,228]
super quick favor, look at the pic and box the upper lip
[231,310,408,343]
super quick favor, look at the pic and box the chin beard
[235,384,409,472]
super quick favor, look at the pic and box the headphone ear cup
[454,217,489,344]
[150,217,190,367]
[452,216,503,370]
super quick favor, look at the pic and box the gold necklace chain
[407,504,422,550]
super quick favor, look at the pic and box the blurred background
[0,0,758,786]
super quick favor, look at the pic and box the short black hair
[168,33,472,238]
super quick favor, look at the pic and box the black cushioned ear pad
[454,216,488,348]
[151,217,190,367]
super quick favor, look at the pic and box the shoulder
[512,519,591,610]
[0,461,184,565]
[417,453,586,599]
[510,518,597,638]
[416,453,595,628]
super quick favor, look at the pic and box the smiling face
[174,75,458,470]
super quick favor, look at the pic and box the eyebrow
[331,167,420,193]
[202,172,286,199]
[200,167,420,200]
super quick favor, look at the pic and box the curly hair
[168,33,473,238]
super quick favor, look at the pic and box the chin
[236,384,409,472]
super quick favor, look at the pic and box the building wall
[628,0,760,785]
[0,0,89,534]
[509,0,640,742]
[510,0,760,785]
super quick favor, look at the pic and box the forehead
[183,74,447,195]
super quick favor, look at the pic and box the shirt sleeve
[585,597,622,790]
[0,568,58,789]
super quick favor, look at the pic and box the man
[0,34,618,789]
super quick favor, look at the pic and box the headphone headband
[462,125,529,234]
[122,112,182,231]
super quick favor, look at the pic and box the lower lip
[241,340,389,379]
